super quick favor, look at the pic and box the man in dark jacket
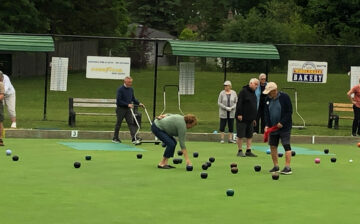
[112,76,143,143]
[235,78,259,157]
[263,82,293,174]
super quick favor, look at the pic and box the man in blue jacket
[263,82,293,174]
[112,76,143,143]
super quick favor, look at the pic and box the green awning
[164,40,279,60]
[0,34,54,52]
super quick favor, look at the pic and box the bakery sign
[287,60,328,83]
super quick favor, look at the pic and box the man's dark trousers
[113,107,137,140]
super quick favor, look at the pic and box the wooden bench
[68,98,117,127]
[328,102,353,129]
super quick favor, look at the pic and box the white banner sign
[350,66,360,88]
[50,57,68,91]
[179,62,195,95]
[86,56,130,79]
[287,60,328,83]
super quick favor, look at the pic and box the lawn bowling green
[0,138,359,224]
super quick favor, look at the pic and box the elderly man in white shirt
[0,71,16,128]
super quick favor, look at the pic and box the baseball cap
[224,80,232,86]
[263,82,277,94]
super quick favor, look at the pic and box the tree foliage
[126,0,182,35]
[0,0,359,47]
[0,0,129,35]
[303,0,360,44]
[0,0,47,32]
[179,28,199,41]
[219,0,360,72]
[221,0,317,44]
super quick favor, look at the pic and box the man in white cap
[263,82,293,174]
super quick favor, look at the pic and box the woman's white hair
[259,73,266,79]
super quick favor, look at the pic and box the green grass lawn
[9,68,354,135]
[1,138,359,224]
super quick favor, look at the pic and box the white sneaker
[11,122,16,128]
[220,140,224,144]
